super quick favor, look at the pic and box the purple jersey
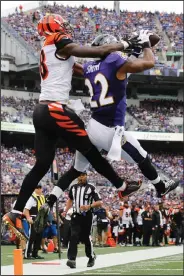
[83,52,128,127]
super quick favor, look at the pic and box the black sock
[14,161,50,212]
[57,166,81,191]
[138,156,158,181]
[47,167,81,207]
[153,181,165,193]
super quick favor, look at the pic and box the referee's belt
[73,211,91,216]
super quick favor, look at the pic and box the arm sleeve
[24,197,35,210]
[69,188,73,200]
[92,187,102,202]
[54,34,73,51]
[105,52,128,70]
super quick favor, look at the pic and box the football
[149,33,160,47]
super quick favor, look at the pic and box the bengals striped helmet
[37,14,73,37]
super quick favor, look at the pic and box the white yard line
[1,246,183,275]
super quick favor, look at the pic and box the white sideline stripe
[84,273,121,275]
[1,246,183,275]
[132,269,183,271]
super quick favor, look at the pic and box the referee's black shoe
[34,203,50,233]
[154,179,180,198]
[118,180,142,200]
[66,260,76,269]
[32,255,45,259]
[87,254,96,267]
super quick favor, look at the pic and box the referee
[23,184,45,259]
[65,172,102,269]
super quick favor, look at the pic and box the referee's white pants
[74,118,147,172]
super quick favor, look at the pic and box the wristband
[142,41,151,49]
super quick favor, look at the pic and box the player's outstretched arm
[116,31,155,78]
[58,42,128,58]
[57,35,140,59]
[117,48,155,78]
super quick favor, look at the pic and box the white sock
[51,186,63,199]
[12,210,22,215]
[117,182,127,191]
[151,176,161,185]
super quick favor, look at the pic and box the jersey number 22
[85,73,114,108]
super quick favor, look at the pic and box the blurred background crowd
[1,96,183,133]
[2,3,183,67]
[1,145,183,213]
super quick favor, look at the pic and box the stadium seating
[1,96,183,133]
[158,12,183,52]
[1,145,183,211]
[2,3,183,63]
[127,99,183,133]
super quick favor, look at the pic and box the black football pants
[14,103,122,212]
[67,212,94,261]
[24,219,42,258]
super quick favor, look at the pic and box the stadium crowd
[1,96,183,133]
[1,2,183,255]
[1,145,183,251]
[158,12,183,52]
[127,99,183,133]
[1,145,183,206]
[2,3,183,64]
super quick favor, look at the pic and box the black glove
[128,46,142,58]
[121,33,142,51]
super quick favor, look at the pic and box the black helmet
[91,34,118,47]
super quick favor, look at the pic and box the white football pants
[74,118,147,172]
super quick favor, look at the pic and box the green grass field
[1,244,150,266]
[2,245,183,276]
[77,254,183,275]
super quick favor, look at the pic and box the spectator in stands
[3,3,183,60]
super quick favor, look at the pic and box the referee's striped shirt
[69,183,101,214]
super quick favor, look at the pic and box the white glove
[137,30,153,48]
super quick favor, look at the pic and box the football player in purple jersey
[35,30,179,233]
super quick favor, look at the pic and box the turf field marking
[84,273,121,275]
[1,246,183,275]
[134,269,183,271]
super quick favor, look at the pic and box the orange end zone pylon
[14,249,23,275]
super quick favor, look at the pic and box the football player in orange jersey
[35,25,178,235]
[3,14,144,240]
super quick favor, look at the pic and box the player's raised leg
[121,132,179,198]
[34,107,141,233]
[3,105,57,240]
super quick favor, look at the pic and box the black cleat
[87,255,96,267]
[157,179,180,198]
[42,249,48,254]
[32,255,45,259]
[118,180,142,199]
[24,255,34,260]
[66,260,76,269]
[2,212,28,241]
[34,203,50,233]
